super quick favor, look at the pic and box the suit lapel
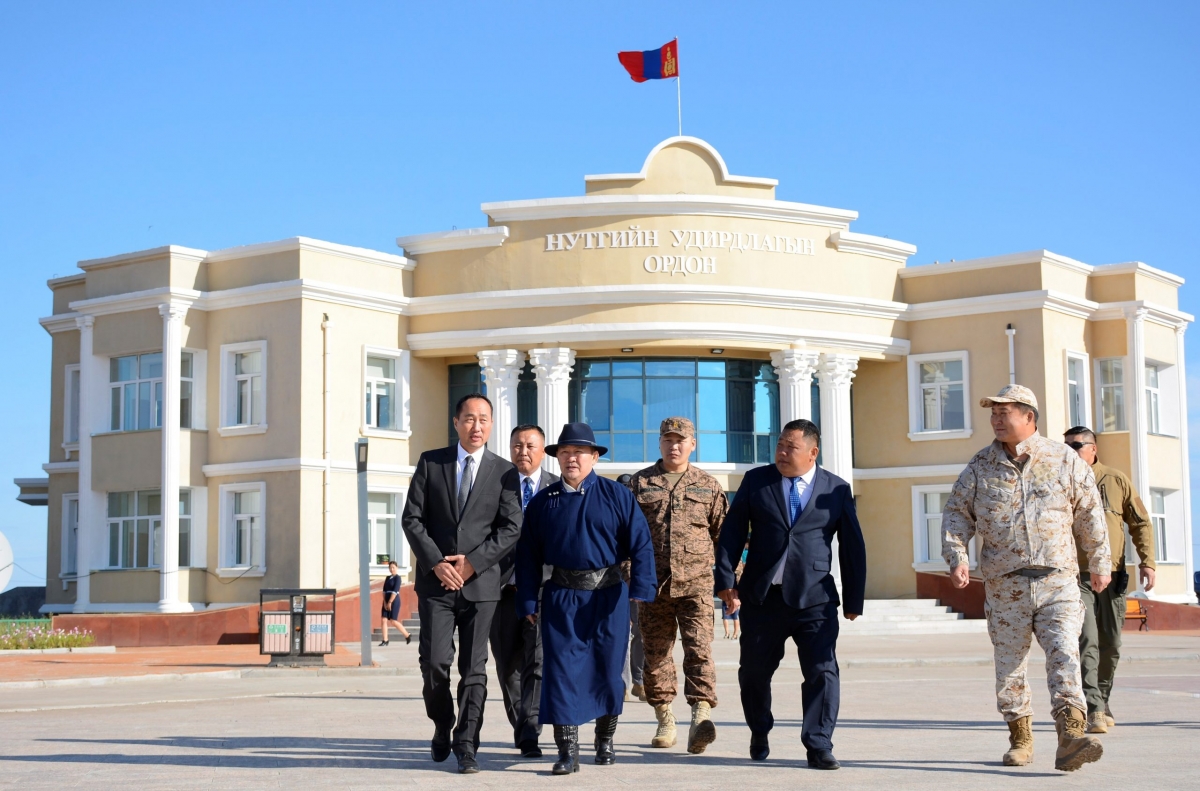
[443,447,460,522]
[459,450,497,523]
[793,467,824,526]
[767,465,791,528]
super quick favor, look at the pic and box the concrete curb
[718,652,1200,669]
[241,666,419,678]
[0,664,420,690]
[0,646,117,656]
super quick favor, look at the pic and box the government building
[22,137,1195,614]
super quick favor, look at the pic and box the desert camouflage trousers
[639,591,717,707]
[984,570,1086,721]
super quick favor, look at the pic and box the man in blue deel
[515,422,657,775]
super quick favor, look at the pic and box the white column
[157,303,188,612]
[1175,325,1193,597]
[1126,308,1150,501]
[477,349,525,456]
[771,349,821,426]
[818,353,859,488]
[73,315,100,613]
[529,347,575,474]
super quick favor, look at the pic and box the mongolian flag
[618,39,679,82]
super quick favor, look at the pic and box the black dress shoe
[807,748,840,770]
[430,727,451,763]
[457,751,480,774]
[518,739,542,758]
[750,733,770,761]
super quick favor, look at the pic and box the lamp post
[356,438,372,667]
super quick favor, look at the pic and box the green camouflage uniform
[943,432,1110,721]
[631,459,728,707]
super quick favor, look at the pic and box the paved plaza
[0,631,1197,789]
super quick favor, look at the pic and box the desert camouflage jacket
[630,461,729,598]
[942,433,1111,581]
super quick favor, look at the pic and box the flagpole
[675,38,682,137]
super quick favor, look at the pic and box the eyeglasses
[1066,441,1095,450]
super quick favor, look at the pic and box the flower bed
[0,620,96,650]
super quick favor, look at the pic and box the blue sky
[1,2,1198,591]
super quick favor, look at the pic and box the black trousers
[418,589,498,755]
[489,586,543,746]
[738,587,841,751]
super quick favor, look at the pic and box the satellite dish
[0,531,12,592]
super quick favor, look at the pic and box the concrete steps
[846,598,989,635]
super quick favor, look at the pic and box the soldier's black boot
[594,715,618,765]
[552,725,580,775]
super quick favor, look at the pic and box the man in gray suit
[402,393,523,774]
[490,424,559,758]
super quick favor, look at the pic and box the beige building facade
[25,137,1196,612]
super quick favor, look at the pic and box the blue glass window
[569,357,780,463]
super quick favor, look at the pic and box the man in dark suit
[402,393,523,774]
[715,418,867,770]
[490,424,558,758]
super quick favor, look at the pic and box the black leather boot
[594,715,618,765]
[552,725,580,775]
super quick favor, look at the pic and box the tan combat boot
[651,703,677,748]
[1054,707,1103,771]
[1086,710,1108,734]
[1103,703,1115,728]
[631,683,646,701]
[1002,716,1034,766]
[687,701,717,754]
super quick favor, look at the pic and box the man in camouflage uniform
[943,385,1111,772]
[1063,426,1156,733]
[630,417,729,754]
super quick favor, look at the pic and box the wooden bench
[1126,598,1149,631]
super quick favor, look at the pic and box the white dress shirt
[770,464,818,585]
[518,469,543,503]
[456,443,487,497]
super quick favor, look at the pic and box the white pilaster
[1175,325,1193,596]
[73,315,101,613]
[771,349,821,426]
[158,303,189,612]
[1126,308,1150,501]
[477,349,525,456]
[818,353,859,489]
[529,347,575,474]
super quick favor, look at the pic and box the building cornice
[1091,261,1185,287]
[406,284,908,320]
[42,461,79,474]
[905,289,1096,321]
[78,245,209,272]
[70,287,202,317]
[899,249,1092,279]
[853,464,965,480]
[202,457,416,477]
[480,194,859,228]
[205,236,416,270]
[583,136,779,188]
[407,321,910,358]
[47,273,86,288]
[396,226,510,255]
[39,312,81,334]
[828,230,917,264]
[1090,300,1193,328]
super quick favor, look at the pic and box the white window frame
[219,341,267,437]
[906,351,972,442]
[108,352,164,433]
[368,486,410,574]
[1145,363,1161,435]
[911,484,978,571]
[362,346,411,438]
[61,494,79,578]
[1063,350,1091,430]
[63,364,81,452]
[1094,357,1127,432]
[180,348,208,431]
[105,489,162,570]
[217,481,266,577]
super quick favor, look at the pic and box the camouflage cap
[659,416,695,438]
[980,384,1039,412]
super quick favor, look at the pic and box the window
[109,353,163,431]
[220,341,267,435]
[1150,489,1169,563]
[906,351,971,441]
[1097,358,1126,431]
[62,495,79,576]
[568,358,779,464]
[369,491,409,570]
[1065,353,1090,429]
[911,484,977,569]
[517,361,538,426]
[107,490,161,569]
[64,364,81,447]
[219,482,265,574]
[178,490,192,568]
[180,352,194,429]
[1145,364,1161,435]
[363,347,411,436]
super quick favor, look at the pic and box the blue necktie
[789,477,801,524]
[522,477,533,511]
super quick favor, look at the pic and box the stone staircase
[845,599,989,635]
[371,618,420,643]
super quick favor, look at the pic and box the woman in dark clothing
[380,561,411,646]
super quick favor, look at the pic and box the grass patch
[0,620,96,650]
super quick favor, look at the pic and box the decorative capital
[159,302,188,322]
[74,314,95,331]
[1123,306,1150,323]
[818,353,859,386]
[770,349,821,383]
[477,348,525,382]
[528,347,576,382]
